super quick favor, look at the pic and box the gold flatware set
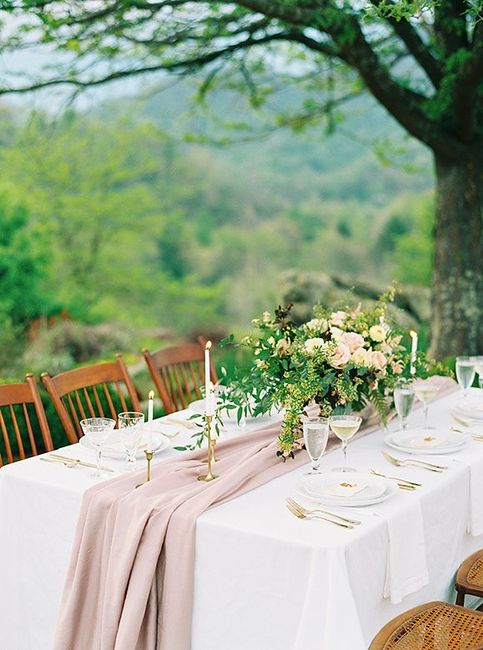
[286,497,360,529]
[40,453,115,473]
[381,450,447,472]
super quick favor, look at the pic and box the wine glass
[80,417,115,478]
[413,381,440,431]
[456,356,476,402]
[118,412,145,471]
[394,380,415,431]
[302,417,329,474]
[329,414,362,472]
[470,356,483,389]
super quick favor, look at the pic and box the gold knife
[42,454,115,472]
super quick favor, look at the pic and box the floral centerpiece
[219,287,440,458]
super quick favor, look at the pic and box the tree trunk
[430,147,482,359]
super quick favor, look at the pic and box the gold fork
[286,500,355,529]
[369,469,421,488]
[382,450,446,472]
[286,497,361,526]
[46,454,115,472]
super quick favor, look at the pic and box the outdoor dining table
[0,388,482,650]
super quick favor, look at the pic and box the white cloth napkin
[466,453,483,535]
[383,497,428,604]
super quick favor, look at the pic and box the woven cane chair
[142,342,218,414]
[456,550,483,607]
[41,354,141,444]
[0,374,53,465]
[369,601,483,649]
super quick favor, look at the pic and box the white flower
[329,342,351,368]
[304,318,328,333]
[329,326,344,340]
[255,359,268,369]
[371,350,387,371]
[304,338,326,355]
[330,310,347,327]
[369,325,386,342]
[351,347,372,368]
[267,336,276,346]
[342,331,365,353]
[262,311,272,323]
[275,338,290,355]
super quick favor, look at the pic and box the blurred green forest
[0,84,434,380]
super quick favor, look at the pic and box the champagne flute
[470,356,483,389]
[413,381,439,431]
[394,381,415,430]
[329,414,362,472]
[118,412,145,472]
[456,356,476,402]
[302,417,329,474]
[80,417,116,478]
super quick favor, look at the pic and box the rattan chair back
[370,601,483,649]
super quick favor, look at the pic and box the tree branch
[0,31,294,96]
[370,0,442,88]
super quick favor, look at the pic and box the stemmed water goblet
[329,414,362,473]
[80,417,116,478]
[412,380,439,431]
[456,356,476,402]
[118,411,145,471]
[302,417,329,474]
[394,380,415,431]
[470,356,483,390]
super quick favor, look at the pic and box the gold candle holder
[135,449,154,488]
[145,449,154,481]
[198,415,218,482]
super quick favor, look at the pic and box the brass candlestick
[198,415,218,482]
[135,449,154,488]
[145,449,154,481]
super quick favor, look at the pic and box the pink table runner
[54,377,455,650]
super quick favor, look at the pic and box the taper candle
[409,330,418,375]
[147,390,154,451]
[205,341,214,416]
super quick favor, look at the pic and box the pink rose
[371,351,387,371]
[391,360,404,374]
[342,331,365,353]
[330,342,351,368]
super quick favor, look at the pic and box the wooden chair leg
[455,591,465,606]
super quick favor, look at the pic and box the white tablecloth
[0,391,482,650]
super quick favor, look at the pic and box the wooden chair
[456,550,483,607]
[369,601,483,649]
[41,354,141,444]
[0,374,53,466]
[142,343,218,413]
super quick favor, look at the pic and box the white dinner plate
[298,472,396,507]
[80,431,170,460]
[454,396,483,421]
[384,429,465,455]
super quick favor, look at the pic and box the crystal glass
[456,356,476,401]
[471,356,483,389]
[329,414,362,472]
[80,417,115,478]
[394,381,415,430]
[413,381,439,431]
[118,411,145,471]
[302,417,329,474]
